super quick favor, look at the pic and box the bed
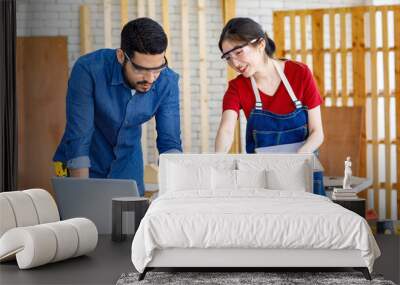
[131,154,380,280]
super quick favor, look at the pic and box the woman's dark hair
[121,17,167,58]
[218,17,276,57]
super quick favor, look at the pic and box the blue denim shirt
[53,49,182,195]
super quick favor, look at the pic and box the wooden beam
[382,6,392,219]
[311,10,325,96]
[340,12,348,106]
[181,0,191,152]
[120,0,128,28]
[329,10,337,106]
[351,7,366,180]
[79,5,92,55]
[198,0,209,153]
[290,11,296,60]
[103,0,112,48]
[162,0,172,66]
[221,0,240,154]
[137,0,146,162]
[394,6,400,219]
[273,11,285,59]
[300,12,307,64]
[137,0,145,17]
[274,46,399,55]
[147,0,157,162]
[369,7,379,215]
[147,0,155,19]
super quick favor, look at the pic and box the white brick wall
[17,0,374,161]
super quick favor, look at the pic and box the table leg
[112,201,124,242]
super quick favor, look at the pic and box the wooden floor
[0,234,398,285]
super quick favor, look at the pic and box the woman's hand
[215,110,238,153]
[297,106,324,153]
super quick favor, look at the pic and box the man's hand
[69,168,89,178]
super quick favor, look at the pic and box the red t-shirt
[222,60,323,118]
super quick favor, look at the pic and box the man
[53,18,182,196]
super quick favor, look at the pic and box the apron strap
[250,60,303,110]
[271,60,303,109]
[250,77,263,110]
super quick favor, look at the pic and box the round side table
[112,197,149,242]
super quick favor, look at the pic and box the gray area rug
[116,271,396,285]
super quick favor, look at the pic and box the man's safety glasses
[124,52,168,75]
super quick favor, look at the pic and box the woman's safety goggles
[221,38,261,61]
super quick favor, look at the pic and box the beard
[122,63,152,91]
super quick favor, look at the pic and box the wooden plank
[162,0,172,65]
[147,0,157,162]
[137,0,146,162]
[273,11,285,59]
[137,0,145,17]
[17,37,69,195]
[300,12,307,63]
[290,11,296,60]
[79,5,92,55]
[147,0,155,18]
[320,106,363,177]
[369,7,380,215]
[329,10,337,106]
[120,0,128,28]
[103,0,112,48]
[181,0,191,152]
[274,6,400,18]
[394,6,400,219]
[366,139,396,144]
[382,6,392,219]
[311,10,325,96]
[277,46,397,55]
[198,0,209,153]
[340,12,348,106]
[351,7,367,181]
[221,0,240,154]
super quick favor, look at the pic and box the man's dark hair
[219,17,276,57]
[121,17,168,58]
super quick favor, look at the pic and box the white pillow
[236,169,267,189]
[212,168,237,190]
[266,161,310,191]
[167,162,212,191]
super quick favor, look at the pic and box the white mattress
[131,190,380,273]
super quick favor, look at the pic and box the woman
[215,17,325,195]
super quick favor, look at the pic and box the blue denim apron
[245,60,325,196]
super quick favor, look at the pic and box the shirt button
[125,120,129,125]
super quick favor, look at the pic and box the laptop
[52,177,139,234]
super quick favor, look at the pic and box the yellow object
[54,161,68,177]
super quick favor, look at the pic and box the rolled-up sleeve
[63,60,95,167]
[155,74,183,154]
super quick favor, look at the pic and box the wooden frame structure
[273,5,400,219]
[79,5,92,55]
[221,0,240,154]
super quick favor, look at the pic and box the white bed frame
[138,154,372,281]
[140,248,371,280]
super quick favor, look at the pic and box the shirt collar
[111,53,124,86]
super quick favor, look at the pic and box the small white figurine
[343,156,352,190]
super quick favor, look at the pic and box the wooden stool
[112,197,149,242]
